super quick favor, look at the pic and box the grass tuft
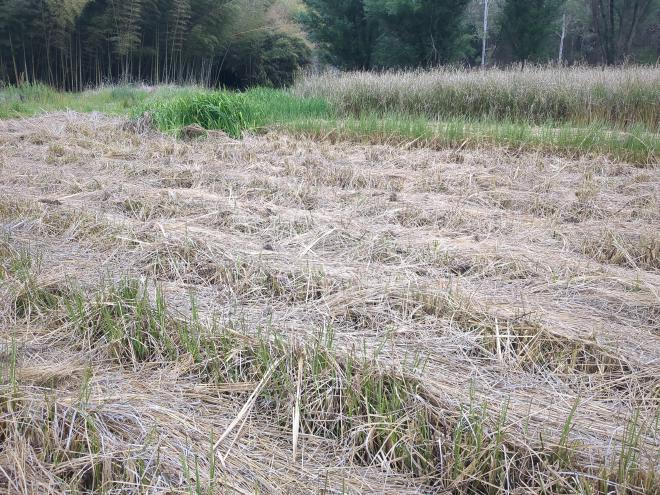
[140,90,254,138]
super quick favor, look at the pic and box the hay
[1,112,658,493]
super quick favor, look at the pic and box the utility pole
[558,12,566,64]
[482,0,490,67]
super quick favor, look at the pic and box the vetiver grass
[136,87,332,138]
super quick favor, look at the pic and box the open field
[1,111,659,493]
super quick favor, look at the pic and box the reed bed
[294,66,660,129]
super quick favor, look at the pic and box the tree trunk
[607,0,615,63]
[558,13,566,64]
[8,32,20,85]
[624,0,653,55]
[481,0,489,67]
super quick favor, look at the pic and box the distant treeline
[0,0,658,89]
[0,0,312,89]
[300,0,660,69]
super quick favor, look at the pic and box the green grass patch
[277,114,658,164]
[138,90,254,138]
[135,86,333,138]
[0,83,153,118]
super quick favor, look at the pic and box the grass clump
[141,90,255,138]
[580,230,659,270]
[66,280,174,362]
[137,87,332,138]
[0,243,64,321]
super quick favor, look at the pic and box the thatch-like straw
[1,112,658,493]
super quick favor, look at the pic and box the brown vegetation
[1,113,658,493]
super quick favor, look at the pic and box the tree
[164,0,190,81]
[109,0,144,79]
[300,0,472,69]
[589,0,658,64]
[498,0,566,65]
[482,0,490,66]
[221,30,311,87]
[299,0,374,69]
[464,0,505,66]
[365,0,472,68]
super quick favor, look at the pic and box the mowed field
[1,112,659,493]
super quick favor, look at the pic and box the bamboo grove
[0,0,311,89]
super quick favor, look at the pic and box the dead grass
[580,229,659,270]
[1,113,659,493]
[294,66,660,129]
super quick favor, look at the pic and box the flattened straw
[495,317,503,364]
[214,356,283,452]
[298,228,336,257]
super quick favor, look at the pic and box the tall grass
[141,90,254,138]
[138,87,332,137]
[294,66,660,130]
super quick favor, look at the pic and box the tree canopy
[498,0,566,65]
[299,0,473,69]
[0,0,311,88]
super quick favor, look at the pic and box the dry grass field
[1,112,659,493]
[294,66,660,129]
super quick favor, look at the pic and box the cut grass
[5,274,659,492]
[2,112,659,493]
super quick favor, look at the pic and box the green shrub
[220,31,312,88]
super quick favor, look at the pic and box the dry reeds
[294,66,660,129]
